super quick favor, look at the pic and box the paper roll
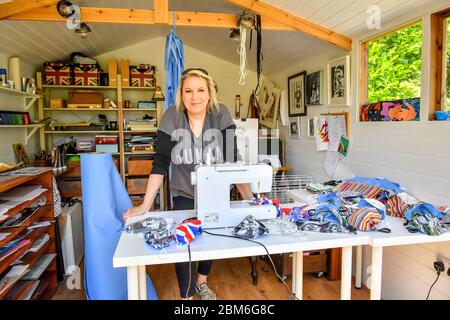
[8,57,21,91]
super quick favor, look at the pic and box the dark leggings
[172,196,213,298]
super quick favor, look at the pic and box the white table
[113,210,370,300]
[366,216,450,300]
[286,189,450,299]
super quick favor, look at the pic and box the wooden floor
[53,257,369,300]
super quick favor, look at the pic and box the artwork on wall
[360,98,420,121]
[288,117,301,139]
[327,56,351,107]
[259,82,281,129]
[306,70,324,105]
[288,71,307,116]
[307,117,317,138]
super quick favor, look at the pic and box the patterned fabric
[52,175,62,218]
[174,219,202,246]
[386,195,409,218]
[406,212,448,236]
[144,218,175,249]
[232,215,268,239]
[252,197,282,217]
[347,207,382,231]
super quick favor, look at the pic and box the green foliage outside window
[367,23,422,103]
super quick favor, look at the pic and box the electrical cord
[185,243,192,300]
[204,230,299,300]
[426,272,440,300]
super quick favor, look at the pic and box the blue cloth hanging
[164,11,184,111]
[80,153,158,300]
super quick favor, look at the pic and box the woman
[123,68,253,300]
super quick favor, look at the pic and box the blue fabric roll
[80,153,158,300]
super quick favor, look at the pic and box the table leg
[355,245,362,289]
[292,251,303,300]
[127,266,139,300]
[340,246,352,300]
[370,246,383,300]
[138,265,147,300]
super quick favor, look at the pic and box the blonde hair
[175,69,219,113]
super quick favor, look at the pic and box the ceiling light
[75,23,91,39]
[56,0,74,18]
[229,28,240,41]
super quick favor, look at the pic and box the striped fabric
[333,182,381,199]
[174,219,202,245]
[386,195,409,218]
[348,207,382,231]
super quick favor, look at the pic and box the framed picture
[327,56,351,107]
[288,117,301,139]
[306,70,324,105]
[287,71,307,117]
[307,117,317,138]
[259,85,281,129]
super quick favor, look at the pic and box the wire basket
[261,174,313,204]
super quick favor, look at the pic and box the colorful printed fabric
[357,198,386,219]
[406,212,448,236]
[252,197,282,217]
[232,215,268,239]
[288,207,312,223]
[174,219,202,246]
[386,195,409,218]
[347,207,382,231]
[143,217,175,249]
[405,202,443,221]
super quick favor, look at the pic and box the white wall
[268,4,450,300]
[0,53,40,164]
[95,36,261,118]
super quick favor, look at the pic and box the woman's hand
[123,205,148,220]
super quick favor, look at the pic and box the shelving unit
[36,71,164,206]
[0,86,43,147]
[0,169,57,300]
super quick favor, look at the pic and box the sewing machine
[191,163,277,228]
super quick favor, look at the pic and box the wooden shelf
[44,130,119,134]
[123,152,155,155]
[44,108,118,112]
[2,280,37,300]
[42,85,117,90]
[124,129,157,133]
[0,86,40,98]
[122,86,155,90]
[0,124,43,128]
[123,108,158,111]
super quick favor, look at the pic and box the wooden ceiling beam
[0,0,58,20]
[154,0,168,24]
[226,0,352,51]
[7,6,294,30]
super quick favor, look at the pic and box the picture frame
[306,70,324,105]
[259,85,281,129]
[307,117,317,138]
[288,117,301,139]
[287,71,307,117]
[327,56,351,107]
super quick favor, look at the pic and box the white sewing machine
[191,163,277,229]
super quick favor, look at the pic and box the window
[361,22,422,104]
[430,8,450,119]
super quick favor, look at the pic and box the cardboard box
[50,98,66,108]
[73,63,99,86]
[108,59,118,86]
[128,158,153,175]
[126,177,148,195]
[121,59,130,87]
[68,91,103,109]
[130,64,155,87]
[44,62,72,85]
[95,135,119,144]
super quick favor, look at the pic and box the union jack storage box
[73,63,99,86]
[129,64,155,87]
[44,62,72,85]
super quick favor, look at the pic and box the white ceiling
[0,0,449,74]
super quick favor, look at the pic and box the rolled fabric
[174,219,202,245]
[81,153,157,300]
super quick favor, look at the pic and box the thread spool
[8,57,21,91]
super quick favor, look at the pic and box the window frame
[359,20,422,111]
[430,8,450,119]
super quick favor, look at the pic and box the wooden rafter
[226,0,352,51]
[0,0,58,19]
[154,0,168,24]
[7,6,293,30]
